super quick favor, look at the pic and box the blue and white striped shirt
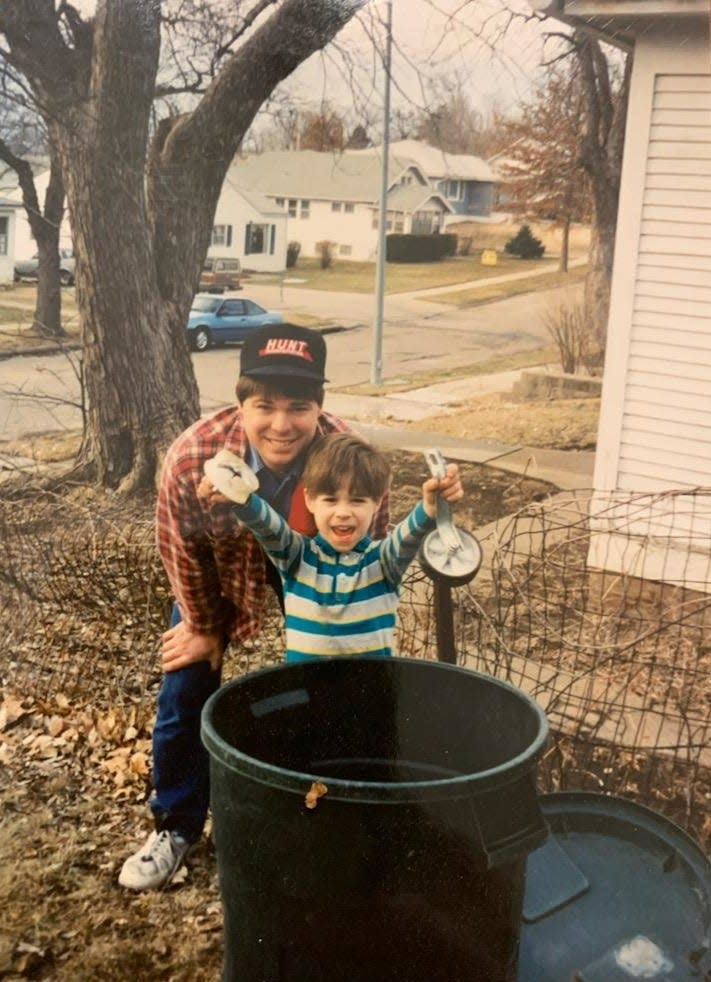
[233,495,435,662]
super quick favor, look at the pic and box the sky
[272,0,555,129]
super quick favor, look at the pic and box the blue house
[357,140,497,219]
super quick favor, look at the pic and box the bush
[505,224,545,260]
[441,233,458,257]
[543,301,603,374]
[315,240,335,270]
[286,241,301,268]
[386,234,451,262]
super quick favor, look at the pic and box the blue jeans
[150,605,221,842]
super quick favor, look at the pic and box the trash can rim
[201,656,549,800]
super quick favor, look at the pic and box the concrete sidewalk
[326,365,595,492]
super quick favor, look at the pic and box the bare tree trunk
[559,216,571,273]
[0,135,65,338]
[584,192,619,352]
[576,34,632,358]
[32,141,66,338]
[55,1,200,492]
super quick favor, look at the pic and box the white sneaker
[118,829,192,891]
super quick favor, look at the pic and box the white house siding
[283,199,378,262]
[209,180,286,273]
[590,29,711,589]
[7,170,74,260]
[0,205,17,283]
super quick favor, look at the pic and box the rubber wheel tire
[59,270,74,286]
[193,327,211,351]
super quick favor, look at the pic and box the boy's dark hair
[235,375,324,407]
[304,433,391,500]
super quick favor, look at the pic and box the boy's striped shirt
[233,495,435,661]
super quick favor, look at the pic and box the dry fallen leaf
[304,781,328,810]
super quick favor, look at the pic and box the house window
[394,218,404,233]
[288,199,298,218]
[245,223,276,255]
[412,210,438,234]
[0,216,7,256]
[338,244,352,256]
[300,200,310,219]
[344,203,355,213]
[446,180,463,201]
[275,197,285,207]
[212,224,232,247]
[332,202,342,212]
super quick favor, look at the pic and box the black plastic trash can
[201,657,549,982]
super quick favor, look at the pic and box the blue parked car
[187,294,284,351]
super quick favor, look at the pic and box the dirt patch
[399,393,600,451]
[0,450,554,981]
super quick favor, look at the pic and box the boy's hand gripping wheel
[420,449,482,586]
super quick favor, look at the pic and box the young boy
[202,433,463,661]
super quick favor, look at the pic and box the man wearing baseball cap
[119,324,389,891]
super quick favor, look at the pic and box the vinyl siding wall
[595,35,711,494]
[589,30,711,589]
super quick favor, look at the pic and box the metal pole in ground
[371,0,392,386]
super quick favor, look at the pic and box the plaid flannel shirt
[156,405,390,643]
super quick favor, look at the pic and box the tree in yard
[574,32,632,353]
[345,123,370,149]
[413,81,485,155]
[298,103,346,151]
[497,65,592,274]
[0,0,364,493]
[0,85,66,339]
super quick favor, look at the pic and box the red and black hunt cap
[240,324,327,383]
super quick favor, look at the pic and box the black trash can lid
[519,792,711,982]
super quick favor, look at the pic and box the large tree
[0,0,363,492]
[498,66,592,273]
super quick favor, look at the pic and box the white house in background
[534,0,711,589]
[209,177,287,273]
[355,140,497,220]
[0,197,22,283]
[226,150,452,262]
[5,166,286,275]
[4,169,74,261]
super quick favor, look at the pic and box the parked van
[199,256,241,292]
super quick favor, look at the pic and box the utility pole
[371,0,393,386]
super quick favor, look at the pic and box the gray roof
[227,151,428,205]
[356,140,496,183]
[222,175,284,216]
[386,184,453,213]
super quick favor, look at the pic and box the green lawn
[421,264,588,307]
[254,253,560,294]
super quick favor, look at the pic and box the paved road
[0,280,581,442]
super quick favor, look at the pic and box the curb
[0,341,81,361]
[0,322,357,360]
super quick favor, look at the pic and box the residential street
[0,280,581,442]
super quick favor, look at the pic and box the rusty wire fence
[2,483,710,847]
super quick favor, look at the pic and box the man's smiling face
[240,393,320,474]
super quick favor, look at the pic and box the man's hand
[203,449,259,504]
[422,463,464,519]
[161,621,225,672]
